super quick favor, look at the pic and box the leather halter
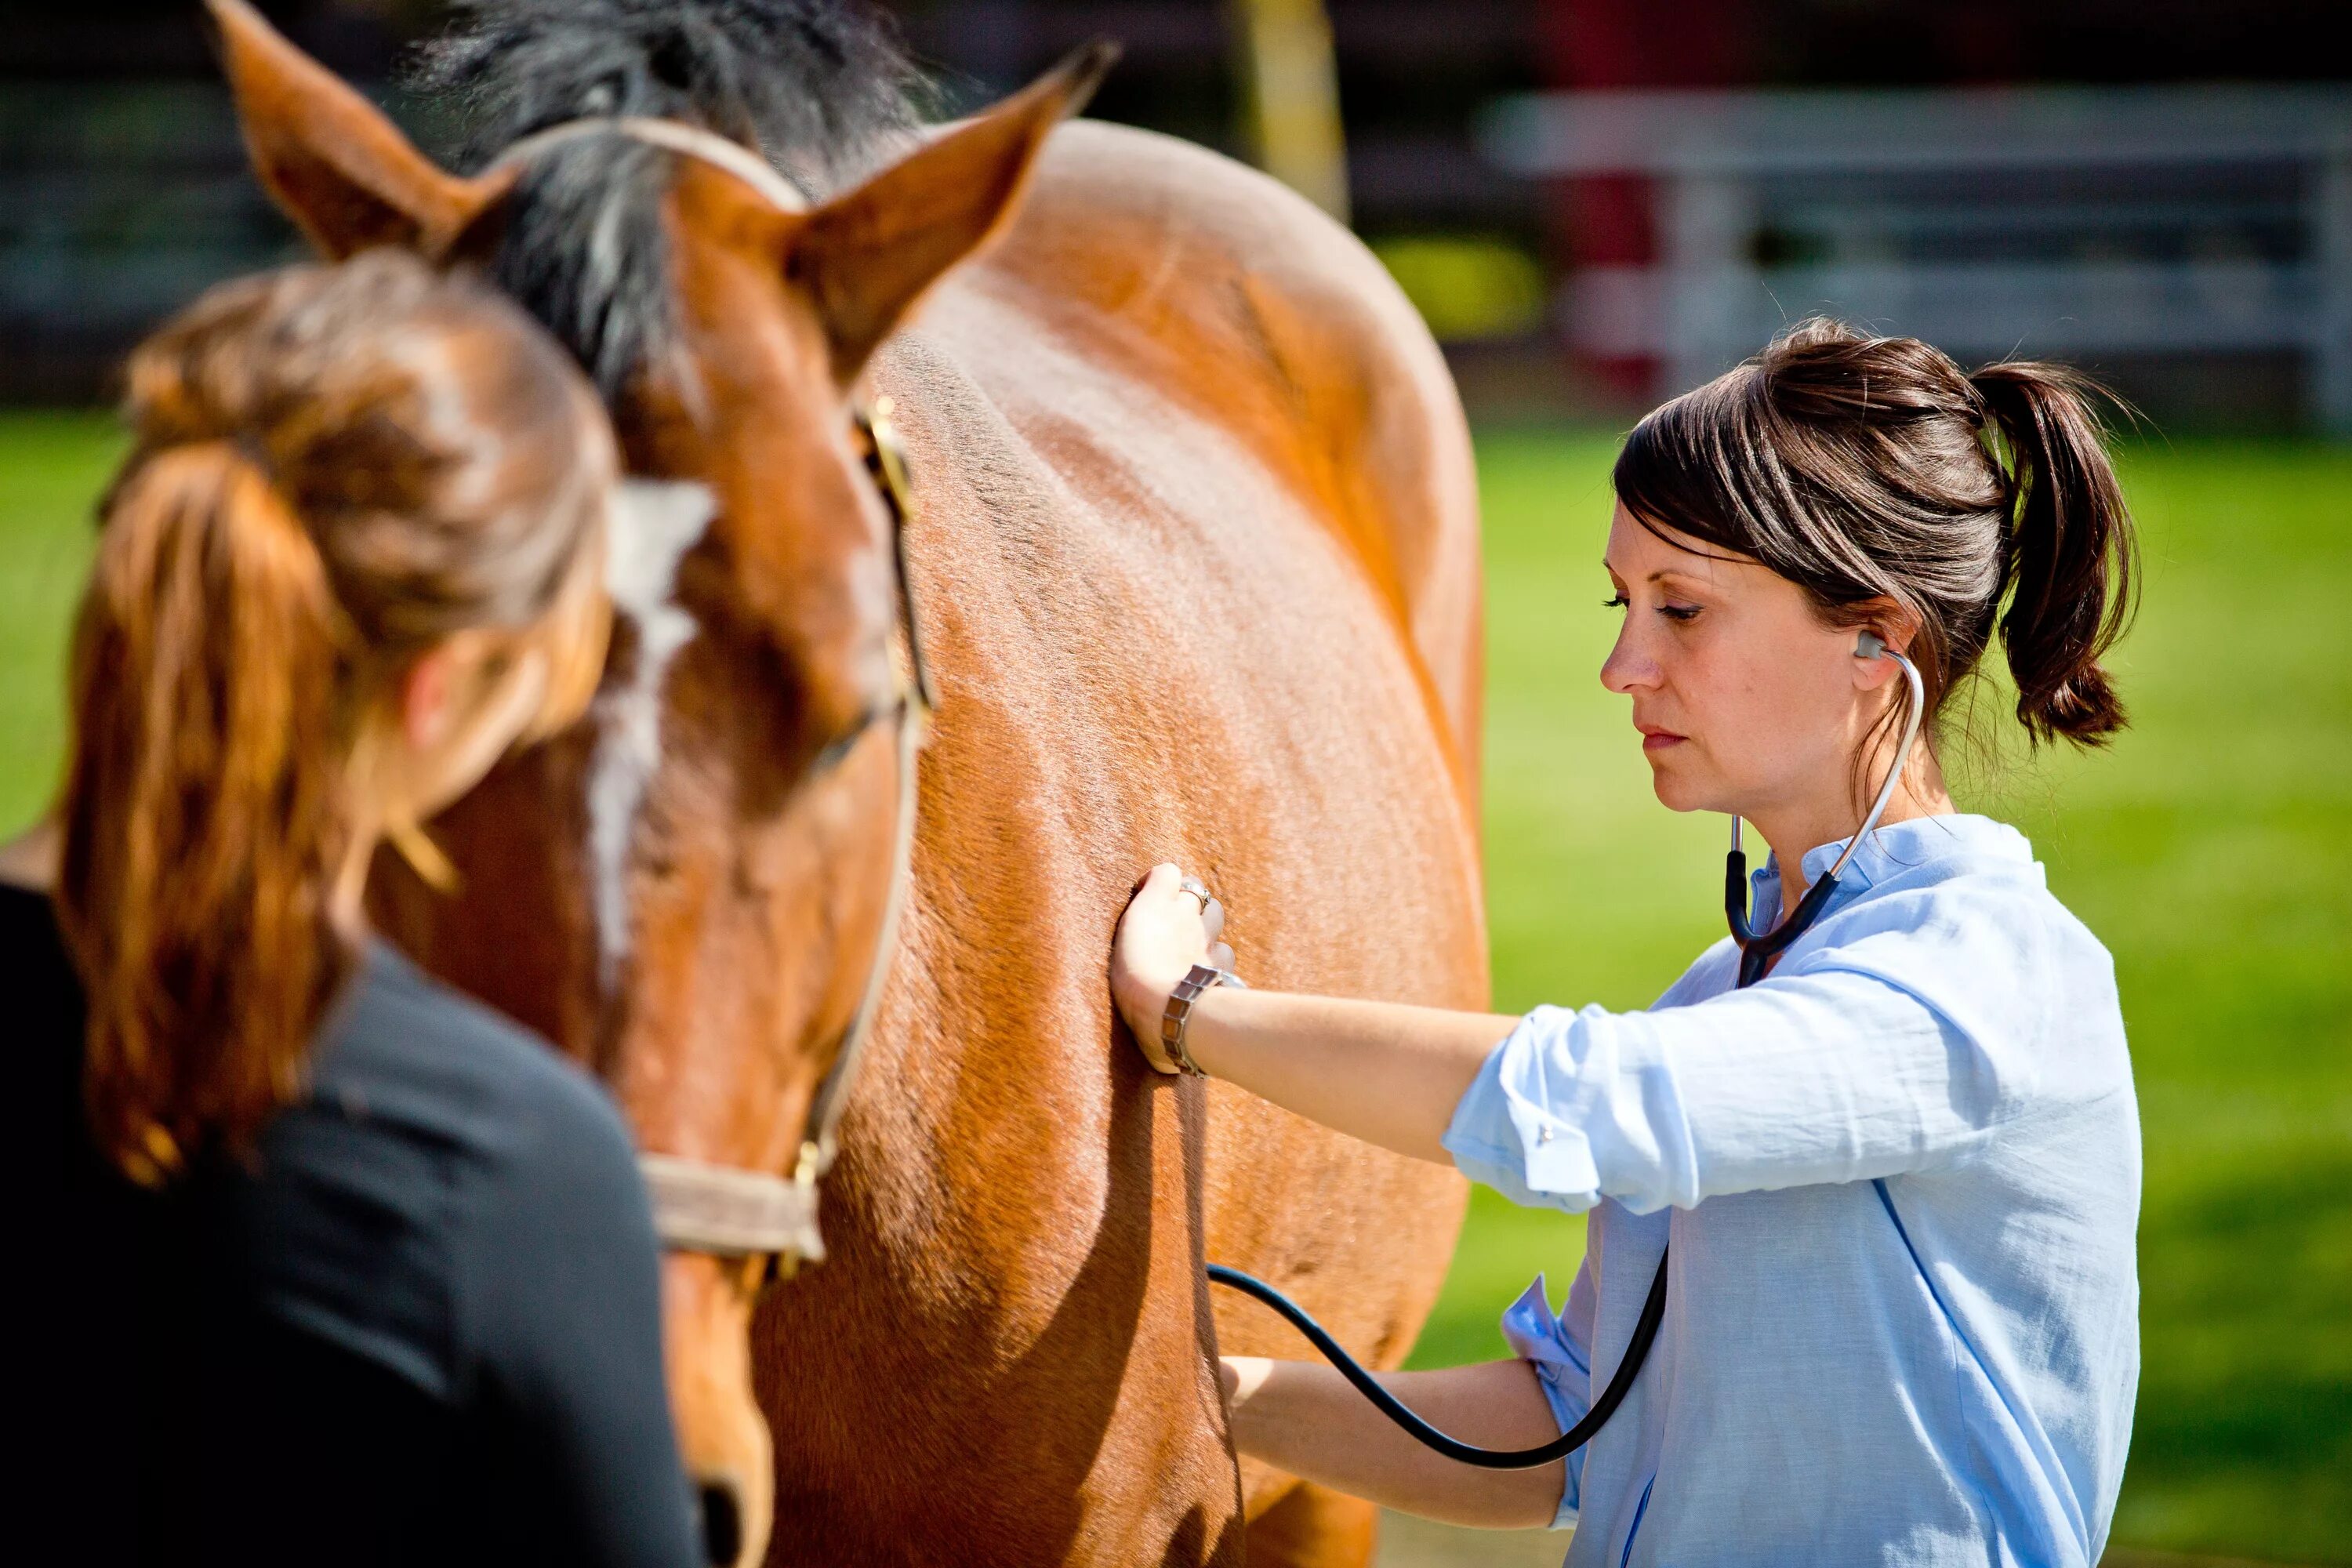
[637,397,931,1278]
[493,116,935,1276]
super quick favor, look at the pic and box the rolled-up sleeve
[1500,1269,1595,1529]
[1443,957,2031,1215]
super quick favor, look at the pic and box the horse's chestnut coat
[207,2,1487,1561]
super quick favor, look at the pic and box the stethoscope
[1207,631,1926,1467]
[1726,631,1928,988]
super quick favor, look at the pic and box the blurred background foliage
[6,1,2349,426]
[1368,235,1548,342]
[3,2,2347,1563]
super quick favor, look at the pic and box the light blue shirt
[1443,815,2140,1567]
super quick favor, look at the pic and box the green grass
[0,412,120,829]
[1407,430,2352,1564]
[3,416,2346,1559]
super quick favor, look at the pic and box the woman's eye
[1659,603,1701,622]
[1602,593,1629,611]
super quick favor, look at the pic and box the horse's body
[206,3,1485,1560]
[757,122,1487,1563]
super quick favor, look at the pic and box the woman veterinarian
[6,254,699,1567]
[1113,320,2141,1566]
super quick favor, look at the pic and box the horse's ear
[205,0,511,260]
[788,42,1118,384]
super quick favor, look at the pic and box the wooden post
[1230,0,1350,225]
[2317,136,2352,437]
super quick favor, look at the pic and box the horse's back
[971,118,1483,794]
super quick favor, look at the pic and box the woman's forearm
[1225,1356,1566,1529]
[1179,987,1519,1163]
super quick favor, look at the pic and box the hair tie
[230,433,282,489]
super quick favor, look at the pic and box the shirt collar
[1751,813,2031,921]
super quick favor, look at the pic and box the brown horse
[208,2,1486,1563]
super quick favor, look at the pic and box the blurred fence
[0,0,1545,404]
[0,82,297,400]
[5,16,2347,432]
[1482,85,2352,432]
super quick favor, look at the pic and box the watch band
[1159,961,1229,1077]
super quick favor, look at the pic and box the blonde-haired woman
[8,253,698,1567]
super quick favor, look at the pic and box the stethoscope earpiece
[1855,629,1887,659]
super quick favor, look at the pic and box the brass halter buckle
[855,394,938,718]
[856,397,915,523]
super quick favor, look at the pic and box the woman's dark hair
[1613,317,2138,750]
[58,251,613,1184]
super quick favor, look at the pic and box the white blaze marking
[590,478,717,984]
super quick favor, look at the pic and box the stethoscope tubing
[1207,1255,1668,1468]
[1203,637,1926,1469]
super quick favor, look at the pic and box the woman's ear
[389,632,554,826]
[1848,598,1924,687]
[397,643,459,752]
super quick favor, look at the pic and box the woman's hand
[1112,862,1233,1072]
[1213,1355,1568,1529]
[1112,866,1512,1153]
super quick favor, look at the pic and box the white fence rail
[1479,85,2352,433]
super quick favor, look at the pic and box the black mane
[409,0,922,397]
[416,0,920,184]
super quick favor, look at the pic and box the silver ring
[1176,876,1210,912]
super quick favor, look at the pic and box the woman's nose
[1599,629,1658,695]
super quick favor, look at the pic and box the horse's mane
[416,0,920,180]
[409,0,923,397]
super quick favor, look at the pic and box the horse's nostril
[697,1479,743,1566]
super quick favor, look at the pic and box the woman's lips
[1640,729,1686,752]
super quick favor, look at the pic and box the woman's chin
[1644,757,1722,815]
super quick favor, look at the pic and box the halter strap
[489,114,811,212]
[494,114,927,1276]
[638,1152,824,1261]
[795,396,934,1210]
[612,401,930,1277]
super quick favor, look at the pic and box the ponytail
[59,441,356,1182]
[1970,362,2140,746]
[53,254,611,1184]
